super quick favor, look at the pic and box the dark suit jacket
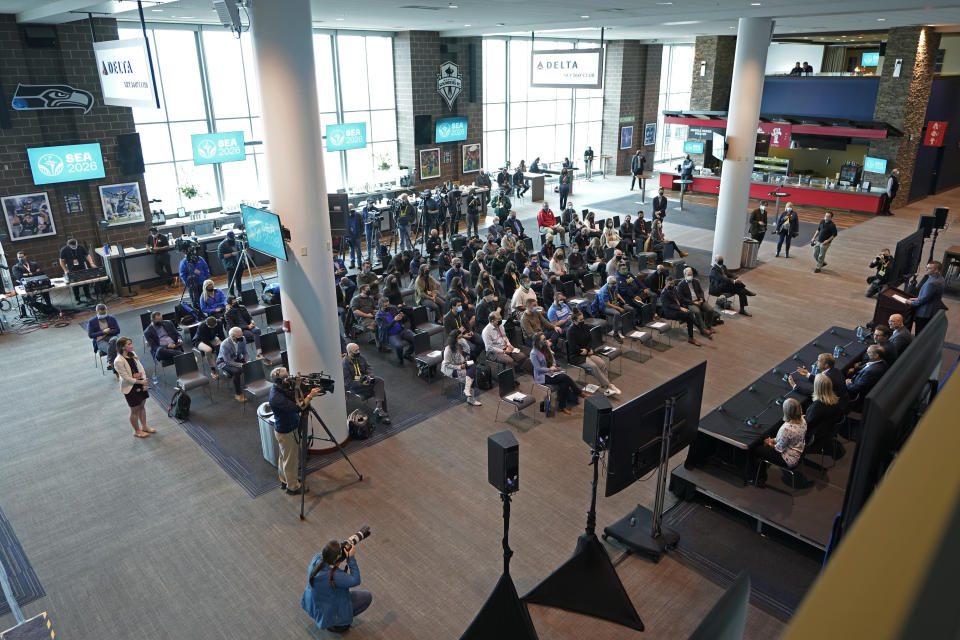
[795,367,849,411]
[676,279,706,306]
[890,328,913,355]
[652,196,668,215]
[709,264,736,295]
[846,360,888,397]
[911,274,946,319]
[658,286,685,317]
[143,320,182,359]
[644,270,668,294]
[505,217,525,237]
[12,260,43,281]
[86,314,121,351]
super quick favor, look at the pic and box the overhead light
[750,2,761,5]
[877,18,886,21]
[729,26,736,29]
[448,2,458,7]
[464,23,471,27]
[656,2,673,4]
[336,17,344,21]
[581,15,589,19]
[663,20,699,25]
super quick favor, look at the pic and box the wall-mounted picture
[643,122,657,147]
[462,143,481,173]
[64,192,83,214]
[620,125,634,150]
[99,182,145,226]
[419,148,441,180]
[2,191,56,241]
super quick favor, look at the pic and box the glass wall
[119,26,397,211]
[654,43,695,164]
[482,37,603,171]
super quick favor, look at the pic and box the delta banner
[326,123,367,151]
[757,122,792,148]
[27,143,105,185]
[924,121,948,147]
[530,48,603,89]
[93,38,158,109]
[191,131,246,166]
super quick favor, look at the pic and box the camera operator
[301,538,372,633]
[423,189,440,239]
[179,243,210,311]
[269,367,321,495]
[217,232,241,297]
[448,183,462,236]
[437,187,451,240]
[146,228,174,286]
[475,169,492,211]
[362,201,379,265]
[343,343,391,424]
[346,206,364,268]
[866,247,892,297]
[396,194,416,252]
[465,188,482,237]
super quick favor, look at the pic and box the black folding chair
[264,304,283,332]
[174,352,213,404]
[494,367,535,423]
[590,324,622,375]
[241,360,271,415]
[259,331,283,366]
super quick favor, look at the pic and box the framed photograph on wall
[620,125,634,150]
[643,123,657,147]
[2,191,56,241]
[462,143,481,173]
[419,148,441,180]
[64,192,83,214]
[99,182,145,227]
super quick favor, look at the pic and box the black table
[685,326,867,480]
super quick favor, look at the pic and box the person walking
[558,168,571,211]
[630,150,646,191]
[113,337,156,439]
[748,201,768,245]
[775,203,799,258]
[810,210,837,272]
[881,168,899,216]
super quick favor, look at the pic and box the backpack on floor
[167,388,191,421]
[378,243,391,264]
[348,409,375,439]
[475,364,493,390]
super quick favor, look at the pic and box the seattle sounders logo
[197,139,218,160]
[36,153,64,177]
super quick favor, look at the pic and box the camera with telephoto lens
[292,371,336,395]
[339,525,371,560]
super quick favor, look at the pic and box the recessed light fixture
[877,18,885,21]
[336,17,344,20]
[656,1,673,4]
[448,2,458,7]
[581,15,589,19]
[464,24,471,27]
[663,20,699,25]
[751,2,761,5]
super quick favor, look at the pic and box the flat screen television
[863,156,887,174]
[861,51,880,67]
[683,140,705,155]
[711,132,725,161]
[889,229,923,285]
[241,205,287,261]
[435,116,468,143]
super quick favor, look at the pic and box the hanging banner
[93,38,158,109]
[27,143,105,185]
[11,84,94,114]
[530,48,603,89]
[924,121,948,147]
[757,122,792,148]
[192,131,246,165]
[326,123,367,151]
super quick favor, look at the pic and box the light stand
[296,399,363,521]
[231,239,269,297]
[521,445,645,631]
[603,397,680,562]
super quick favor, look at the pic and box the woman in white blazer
[113,336,156,438]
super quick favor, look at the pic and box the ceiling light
[751,2,761,5]
[877,18,885,21]
[336,17,344,21]
[663,20,699,25]
[581,15,589,19]
[464,24,471,27]
[448,2,458,7]
[656,1,673,4]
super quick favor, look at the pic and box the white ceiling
[1,0,959,42]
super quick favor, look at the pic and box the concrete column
[712,18,773,266]
[250,0,348,442]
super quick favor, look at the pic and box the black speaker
[0,80,11,129]
[488,430,519,494]
[933,206,949,229]
[116,133,145,175]
[468,43,478,103]
[21,25,57,48]
[414,115,432,146]
[583,395,613,450]
[327,193,349,233]
[878,42,887,57]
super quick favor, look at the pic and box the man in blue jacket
[87,303,121,369]
[346,207,364,268]
[179,250,210,311]
[301,540,372,632]
[909,260,947,334]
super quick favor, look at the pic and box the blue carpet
[0,506,44,617]
[661,496,823,622]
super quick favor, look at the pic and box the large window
[654,44,695,165]
[120,26,397,211]
[483,37,603,171]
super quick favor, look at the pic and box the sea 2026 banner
[326,123,367,151]
[27,143,105,185]
[530,49,603,89]
[192,131,246,166]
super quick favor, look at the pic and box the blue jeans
[348,235,363,266]
[777,231,792,256]
[398,223,413,251]
[364,225,376,262]
[388,329,416,360]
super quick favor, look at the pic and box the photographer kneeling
[301,538,372,632]
[269,367,321,495]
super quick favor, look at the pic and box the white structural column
[712,17,774,265]
[250,0,348,442]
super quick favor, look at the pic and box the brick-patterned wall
[600,41,662,176]
[865,26,941,207]
[0,15,149,276]
[394,31,483,191]
[690,36,736,111]
[600,41,624,167]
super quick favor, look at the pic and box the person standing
[362,201,379,265]
[146,227,174,285]
[58,237,97,305]
[630,150,646,191]
[269,367,321,495]
[179,249,211,311]
[113,337,156,439]
[775,203,799,258]
[395,194,416,252]
[811,210,838,273]
[680,154,694,181]
[558,168,571,211]
[583,146,595,181]
[217,232,241,297]
[748,201,768,245]
[866,248,893,297]
[882,168,899,216]
[475,168,492,212]
[346,206,364,268]
[908,261,947,333]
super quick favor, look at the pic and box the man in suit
[791,352,849,411]
[710,255,755,316]
[217,326,249,403]
[846,345,888,403]
[651,188,668,219]
[504,210,526,239]
[143,311,185,362]
[87,303,121,369]
[630,150,646,191]
[908,261,947,333]
[678,267,721,330]
[659,277,706,346]
[888,314,913,354]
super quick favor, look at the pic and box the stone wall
[0,15,148,277]
[690,35,736,111]
[600,41,662,176]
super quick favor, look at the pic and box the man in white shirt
[481,312,529,371]
[511,275,538,311]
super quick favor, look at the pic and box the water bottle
[104,243,110,255]
[833,345,842,359]
[811,363,818,375]
[856,325,864,340]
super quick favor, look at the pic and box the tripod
[296,402,363,521]
[231,241,269,298]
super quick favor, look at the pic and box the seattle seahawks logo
[12,84,94,114]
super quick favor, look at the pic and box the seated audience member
[475,288,501,330]
[791,352,849,411]
[845,345,889,405]
[677,267,721,329]
[443,299,483,358]
[444,258,470,291]
[481,312,530,372]
[489,247,509,280]
[338,277,357,307]
[87,303,121,369]
[387,252,410,282]
[509,241,529,273]
[649,219,689,261]
[540,234,557,262]
[225,295,262,357]
[644,263,669,295]
[408,252,424,280]
[710,254,755,316]
[511,275,538,312]
[502,262,522,301]
[441,332,482,406]
[634,212,649,254]
[566,311,620,397]
[530,332,584,416]
[566,249,588,285]
[583,211,603,238]
[616,262,655,316]
[375,299,415,366]
[502,228,518,252]
[199,279,227,317]
[356,261,381,298]
[888,314,913,354]
[547,292,574,335]
[590,276,627,343]
[537,202,566,245]
[512,166,528,198]
[504,210,526,238]
[753,398,806,488]
[603,218,623,251]
[606,249,625,279]
[585,238,607,278]
[143,311,185,362]
[381,274,407,310]
[414,264,446,322]
[469,250,487,288]
[194,316,225,375]
[619,215,637,256]
[448,276,476,316]
[478,271,503,301]
[342,342,391,424]
[425,229,442,258]
[541,275,560,312]
[493,191,512,225]
[523,256,547,293]
[217,326,249,402]
[803,373,843,453]
[521,298,559,345]
[659,277,710,345]
[436,240,454,274]
[333,255,348,282]
[349,285,378,334]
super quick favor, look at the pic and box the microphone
[771,367,779,375]
[717,404,724,413]
[775,396,785,406]
[792,353,800,361]
[745,417,758,427]
[829,328,837,335]
[811,340,819,347]
[748,385,756,392]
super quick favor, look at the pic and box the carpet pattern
[0,506,44,617]
[661,497,823,622]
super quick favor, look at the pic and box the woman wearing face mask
[441,330,483,407]
[414,264,445,322]
[502,261,521,301]
[603,218,623,251]
[530,332,585,416]
[448,276,476,318]
[549,249,568,278]
[775,203,799,258]
[199,278,227,316]
[585,237,607,279]
[113,337,155,438]
[539,234,556,262]
[649,219,689,261]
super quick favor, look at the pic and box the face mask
[493,319,501,326]
[68,243,78,249]
[97,313,107,319]
[234,336,244,343]
[455,306,463,313]
[685,275,694,282]
[717,258,724,265]
[485,296,494,304]
[125,345,135,353]
[152,320,162,327]
[523,283,530,290]
[824,216,831,222]
[620,269,628,274]
[205,287,214,293]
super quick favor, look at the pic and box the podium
[872,287,912,326]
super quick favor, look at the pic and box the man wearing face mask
[178,246,211,311]
[660,277,707,346]
[87,303,121,369]
[866,248,892,297]
[355,261,380,299]
[342,343,391,424]
[269,367,322,495]
[810,210,838,273]
[643,263,670,296]
[143,310,185,363]
[616,263,655,323]
[443,300,483,359]
[547,292,574,336]
[505,210,526,239]
[482,311,531,371]
[521,298,558,346]
[395,194,416,252]
[59,237,97,305]
[217,326,249,402]
[217,231,241,296]
[147,227,174,285]
[475,288,500,330]
[511,274,538,312]
[710,255,755,316]
[748,201,768,246]
[775,203,799,258]
[566,311,621,396]
[225,295,262,356]
[523,257,546,294]
[677,267,721,330]
[375,298,416,365]
[12,250,54,311]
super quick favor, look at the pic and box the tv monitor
[861,51,880,67]
[683,140,705,155]
[863,156,887,174]
[605,362,706,497]
[889,229,923,285]
[240,205,287,261]
[711,132,725,161]
[435,116,468,143]
[27,143,105,185]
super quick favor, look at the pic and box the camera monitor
[241,205,288,261]
[605,361,706,497]
[889,228,923,285]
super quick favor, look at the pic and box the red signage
[757,122,792,148]
[924,121,948,147]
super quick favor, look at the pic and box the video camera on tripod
[286,371,336,400]
[175,236,203,260]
